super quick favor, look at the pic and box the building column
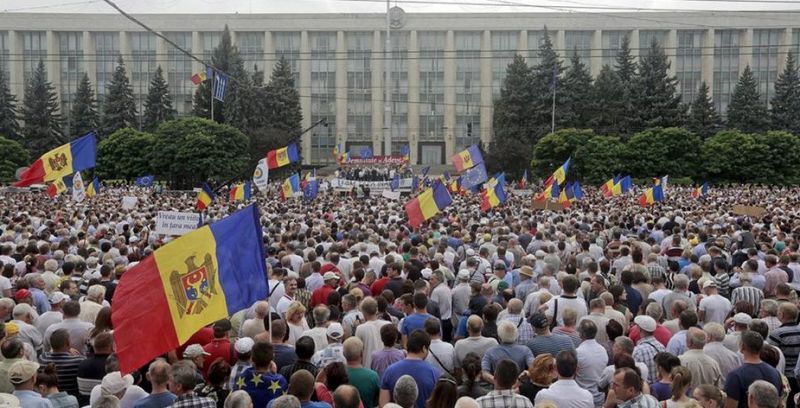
[444,30,456,161]
[335,31,347,152]
[371,30,384,157]
[777,27,791,74]
[591,30,602,76]
[8,31,23,99]
[46,31,60,106]
[299,31,312,164]
[702,29,715,92]
[119,31,131,69]
[191,31,202,74]
[630,29,640,59]
[666,29,678,77]
[83,32,97,87]
[519,30,528,58]
[264,32,274,76]
[407,31,420,164]
[554,30,565,63]
[480,30,492,149]
[740,28,753,72]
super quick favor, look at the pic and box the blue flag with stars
[233,368,287,407]
[135,175,154,187]
[303,179,319,201]
[460,163,488,190]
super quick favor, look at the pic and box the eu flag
[136,175,155,187]
[460,163,488,190]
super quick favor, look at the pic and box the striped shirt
[730,285,764,316]
[39,351,86,396]
[768,323,800,376]
[713,273,731,298]
[646,263,666,283]
[633,337,666,384]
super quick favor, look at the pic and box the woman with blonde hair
[285,301,309,346]
[691,384,724,408]
[518,354,556,403]
[662,366,695,408]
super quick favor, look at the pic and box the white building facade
[1,11,798,165]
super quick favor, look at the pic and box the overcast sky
[2,0,798,14]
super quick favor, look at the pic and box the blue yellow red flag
[15,133,97,187]
[281,174,301,200]
[196,183,215,210]
[451,145,483,172]
[266,143,300,169]
[86,177,101,198]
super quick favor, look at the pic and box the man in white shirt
[276,277,297,318]
[543,275,587,326]
[354,297,390,369]
[534,349,594,408]
[429,270,453,342]
[575,320,608,407]
[698,281,732,326]
[424,318,455,376]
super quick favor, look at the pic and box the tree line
[488,28,800,182]
[0,25,302,183]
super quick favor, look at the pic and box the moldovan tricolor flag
[451,145,483,172]
[266,143,300,169]
[112,204,267,374]
[15,133,97,187]
[405,181,453,228]
[229,182,252,202]
[196,183,215,210]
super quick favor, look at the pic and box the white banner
[121,196,138,210]
[253,158,269,192]
[329,178,414,192]
[155,211,201,236]
[72,172,86,203]
[381,190,401,200]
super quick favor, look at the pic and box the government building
[1,11,798,165]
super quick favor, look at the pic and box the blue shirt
[30,288,51,315]
[133,391,177,408]
[13,390,53,408]
[400,313,434,336]
[234,368,288,408]
[724,362,782,408]
[624,284,642,316]
[381,359,440,408]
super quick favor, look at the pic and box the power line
[1,0,103,13]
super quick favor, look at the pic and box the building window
[202,32,222,62]
[676,30,703,103]
[455,31,481,152]
[639,30,668,57]
[418,32,445,143]
[346,32,372,142]
[59,32,83,137]
[274,32,301,89]
[165,32,193,115]
[565,31,592,62]
[310,32,336,164]
[237,32,264,72]
[491,31,518,99]
[95,32,119,106]
[22,31,47,85]
[378,31,409,154]
[601,31,628,67]
[753,29,780,105]
[0,32,9,84]
[713,30,739,115]
[528,30,547,66]
[131,32,157,128]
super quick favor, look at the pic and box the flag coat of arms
[72,171,86,203]
[15,133,96,187]
[229,182,252,202]
[281,174,301,200]
[252,159,269,192]
[266,144,300,169]
[451,145,483,172]
[112,205,267,374]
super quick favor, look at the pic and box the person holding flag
[692,182,709,198]
[196,183,215,210]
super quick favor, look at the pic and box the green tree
[96,128,157,180]
[727,65,770,133]
[574,135,625,184]
[223,58,256,131]
[100,56,138,137]
[589,65,625,135]
[635,38,685,129]
[488,55,536,177]
[756,131,800,184]
[69,73,99,138]
[530,28,563,141]
[20,60,64,156]
[701,130,766,182]
[613,35,640,136]
[559,53,593,129]
[0,136,29,182]
[142,66,175,131]
[624,127,700,178]
[614,35,637,83]
[0,69,19,141]
[686,82,722,139]
[193,25,241,123]
[150,117,250,189]
[770,52,800,135]
[531,128,593,178]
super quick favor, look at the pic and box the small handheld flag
[281,174,301,200]
[87,177,101,198]
[196,183,215,210]
[135,175,155,187]
[692,182,709,199]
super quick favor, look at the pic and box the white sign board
[382,190,401,200]
[121,196,138,210]
[155,211,201,236]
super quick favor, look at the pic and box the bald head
[507,298,523,315]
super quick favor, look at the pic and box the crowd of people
[335,165,413,182]
[0,182,798,408]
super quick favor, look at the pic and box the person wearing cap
[698,280,732,326]
[14,289,34,310]
[183,344,211,385]
[525,312,575,359]
[227,337,254,392]
[724,313,753,352]
[514,265,536,301]
[487,262,511,294]
[8,360,51,408]
[310,271,339,308]
[35,292,68,336]
[312,322,346,369]
[631,315,666,384]
[202,319,236,378]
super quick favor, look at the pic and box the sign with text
[155,211,201,236]
[732,205,767,217]
[345,156,408,165]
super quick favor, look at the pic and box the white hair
[12,303,35,320]
[87,285,107,302]
[497,320,519,344]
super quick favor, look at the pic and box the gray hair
[92,395,121,408]
[454,397,480,408]
[267,395,300,408]
[614,336,635,355]
[394,375,418,408]
[645,302,663,320]
[577,319,597,340]
[703,323,726,342]
[0,298,15,311]
[686,328,706,349]
[12,303,34,320]
[673,275,689,290]
[761,299,779,317]
[87,284,107,302]
[225,390,253,408]
[312,305,330,325]
[497,321,519,344]
[747,380,779,408]
[169,360,198,391]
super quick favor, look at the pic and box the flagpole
[210,72,214,121]
[551,72,556,134]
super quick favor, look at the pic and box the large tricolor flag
[229,182,252,202]
[266,143,300,169]
[405,181,453,228]
[451,145,483,172]
[86,177,101,198]
[281,174,301,200]
[480,173,507,211]
[196,183,215,210]
[15,133,97,187]
[639,178,665,206]
[692,182,709,199]
[551,157,571,185]
[112,204,267,373]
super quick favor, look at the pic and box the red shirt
[629,323,672,346]
[203,338,236,377]
[370,277,390,296]
[310,285,335,307]
[175,327,214,359]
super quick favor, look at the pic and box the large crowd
[0,182,799,408]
